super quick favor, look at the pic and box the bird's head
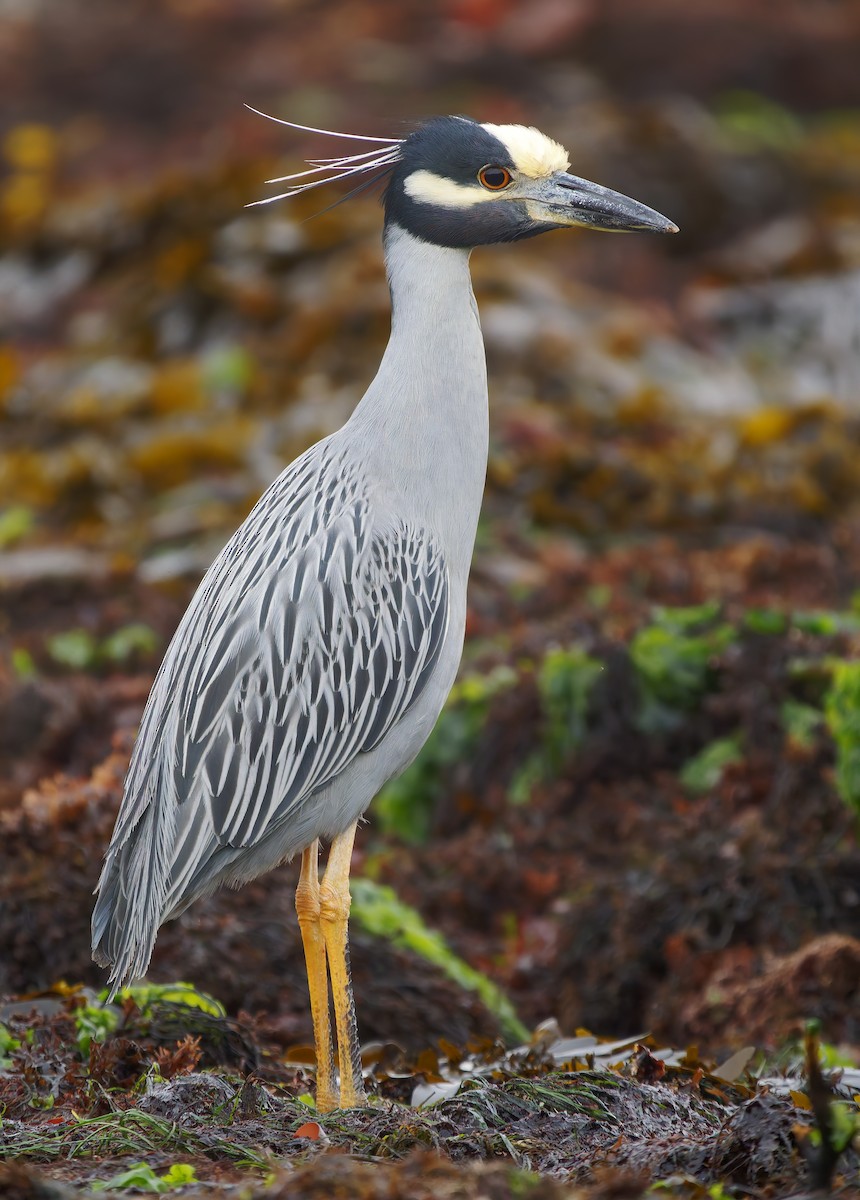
[385,116,678,247]
[247,110,678,246]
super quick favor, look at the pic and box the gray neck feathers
[346,224,489,562]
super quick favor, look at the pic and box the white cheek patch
[403,169,501,208]
[481,123,569,180]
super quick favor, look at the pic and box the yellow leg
[295,840,338,1113]
[319,821,366,1108]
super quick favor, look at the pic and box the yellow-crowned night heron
[92,114,677,1111]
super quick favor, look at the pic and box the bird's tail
[91,794,174,998]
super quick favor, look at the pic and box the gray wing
[93,439,449,984]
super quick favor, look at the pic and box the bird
[92,113,677,1112]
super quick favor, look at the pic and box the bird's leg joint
[295,841,322,926]
[295,880,321,925]
[319,881,351,925]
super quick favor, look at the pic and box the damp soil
[0,988,854,1198]
[3,1,860,1195]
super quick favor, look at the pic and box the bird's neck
[347,223,489,558]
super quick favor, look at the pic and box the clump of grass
[3,1107,273,1168]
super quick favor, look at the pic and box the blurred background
[2,0,860,1057]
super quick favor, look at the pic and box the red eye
[478,165,513,191]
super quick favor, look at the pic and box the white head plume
[245,107,403,208]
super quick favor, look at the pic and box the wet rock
[714,1093,805,1186]
[138,1071,239,1120]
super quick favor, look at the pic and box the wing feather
[103,441,448,926]
[94,438,450,985]
[199,514,449,853]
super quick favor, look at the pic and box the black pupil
[482,167,508,188]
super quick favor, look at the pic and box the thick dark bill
[530,172,679,234]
